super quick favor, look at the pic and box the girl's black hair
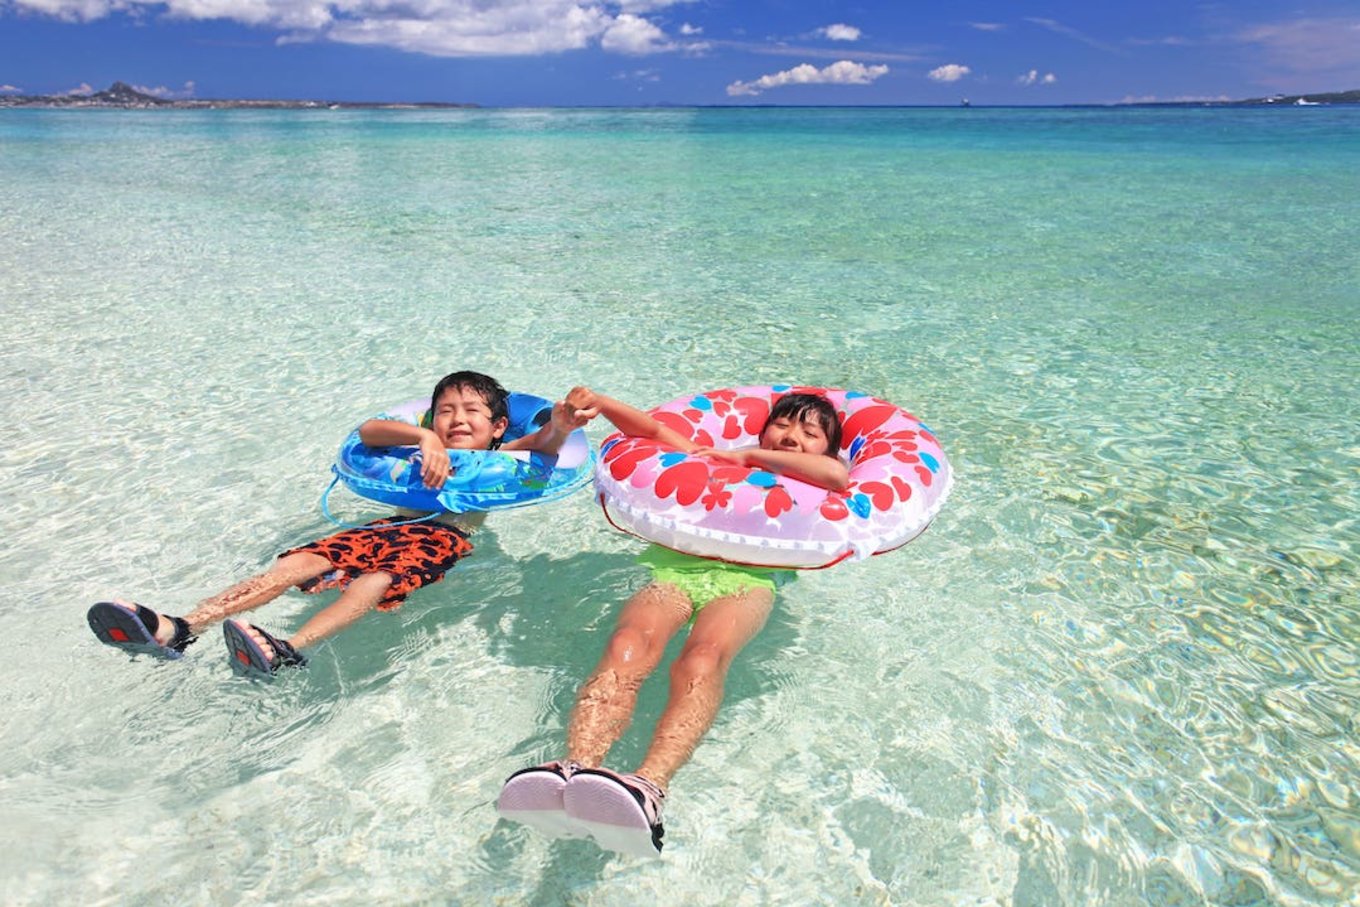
[764,393,843,456]
[429,370,510,449]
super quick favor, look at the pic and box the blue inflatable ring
[332,394,595,514]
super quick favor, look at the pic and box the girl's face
[430,385,508,450]
[759,413,832,456]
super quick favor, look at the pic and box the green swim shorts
[636,545,795,610]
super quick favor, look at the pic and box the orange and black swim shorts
[281,518,474,610]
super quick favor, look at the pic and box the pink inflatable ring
[595,385,953,569]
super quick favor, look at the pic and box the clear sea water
[1,106,1357,906]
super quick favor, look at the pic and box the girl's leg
[237,571,394,658]
[634,585,774,789]
[566,582,693,768]
[137,552,334,646]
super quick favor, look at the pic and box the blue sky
[2,0,1358,106]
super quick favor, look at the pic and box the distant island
[2,80,1357,110]
[0,81,478,110]
[1129,89,1360,107]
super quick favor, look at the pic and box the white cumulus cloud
[1017,69,1056,86]
[970,22,1004,32]
[13,0,110,21]
[6,0,698,58]
[727,59,888,97]
[324,3,613,57]
[927,63,970,83]
[134,80,197,98]
[818,23,860,41]
[617,0,692,11]
[0,84,22,93]
[602,12,673,54]
[679,22,700,35]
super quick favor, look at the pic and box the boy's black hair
[764,393,843,456]
[429,371,510,448]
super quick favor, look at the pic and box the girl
[498,387,848,856]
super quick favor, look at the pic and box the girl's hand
[553,386,600,433]
[565,386,599,414]
[691,447,749,466]
[416,428,450,488]
[695,446,849,490]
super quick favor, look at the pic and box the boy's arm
[694,446,851,491]
[358,419,450,488]
[503,387,599,454]
[359,419,435,448]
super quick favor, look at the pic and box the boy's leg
[180,553,333,630]
[288,571,393,649]
[226,520,470,668]
[129,552,334,647]
[566,582,694,768]
[634,586,774,789]
[234,571,393,659]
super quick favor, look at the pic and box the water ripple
[3,107,1359,905]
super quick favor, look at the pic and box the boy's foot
[497,760,588,840]
[87,601,196,659]
[563,767,666,857]
[222,620,307,676]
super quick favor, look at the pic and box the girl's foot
[563,767,666,857]
[497,761,587,840]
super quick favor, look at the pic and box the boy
[498,388,847,856]
[87,371,594,676]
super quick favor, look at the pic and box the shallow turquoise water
[1,107,1357,905]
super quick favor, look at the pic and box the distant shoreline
[2,81,1357,110]
[0,82,479,110]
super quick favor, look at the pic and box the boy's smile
[431,386,508,450]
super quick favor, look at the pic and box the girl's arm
[503,387,599,454]
[575,385,849,489]
[694,446,850,491]
[572,388,700,453]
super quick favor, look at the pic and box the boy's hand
[417,428,451,488]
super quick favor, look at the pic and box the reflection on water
[1,107,1357,905]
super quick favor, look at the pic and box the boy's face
[759,413,832,456]
[431,385,508,450]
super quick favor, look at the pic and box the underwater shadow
[453,531,801,779]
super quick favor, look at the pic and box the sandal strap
[253,625,307,668]
[133,604,196,654]
[168,616,197,653]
